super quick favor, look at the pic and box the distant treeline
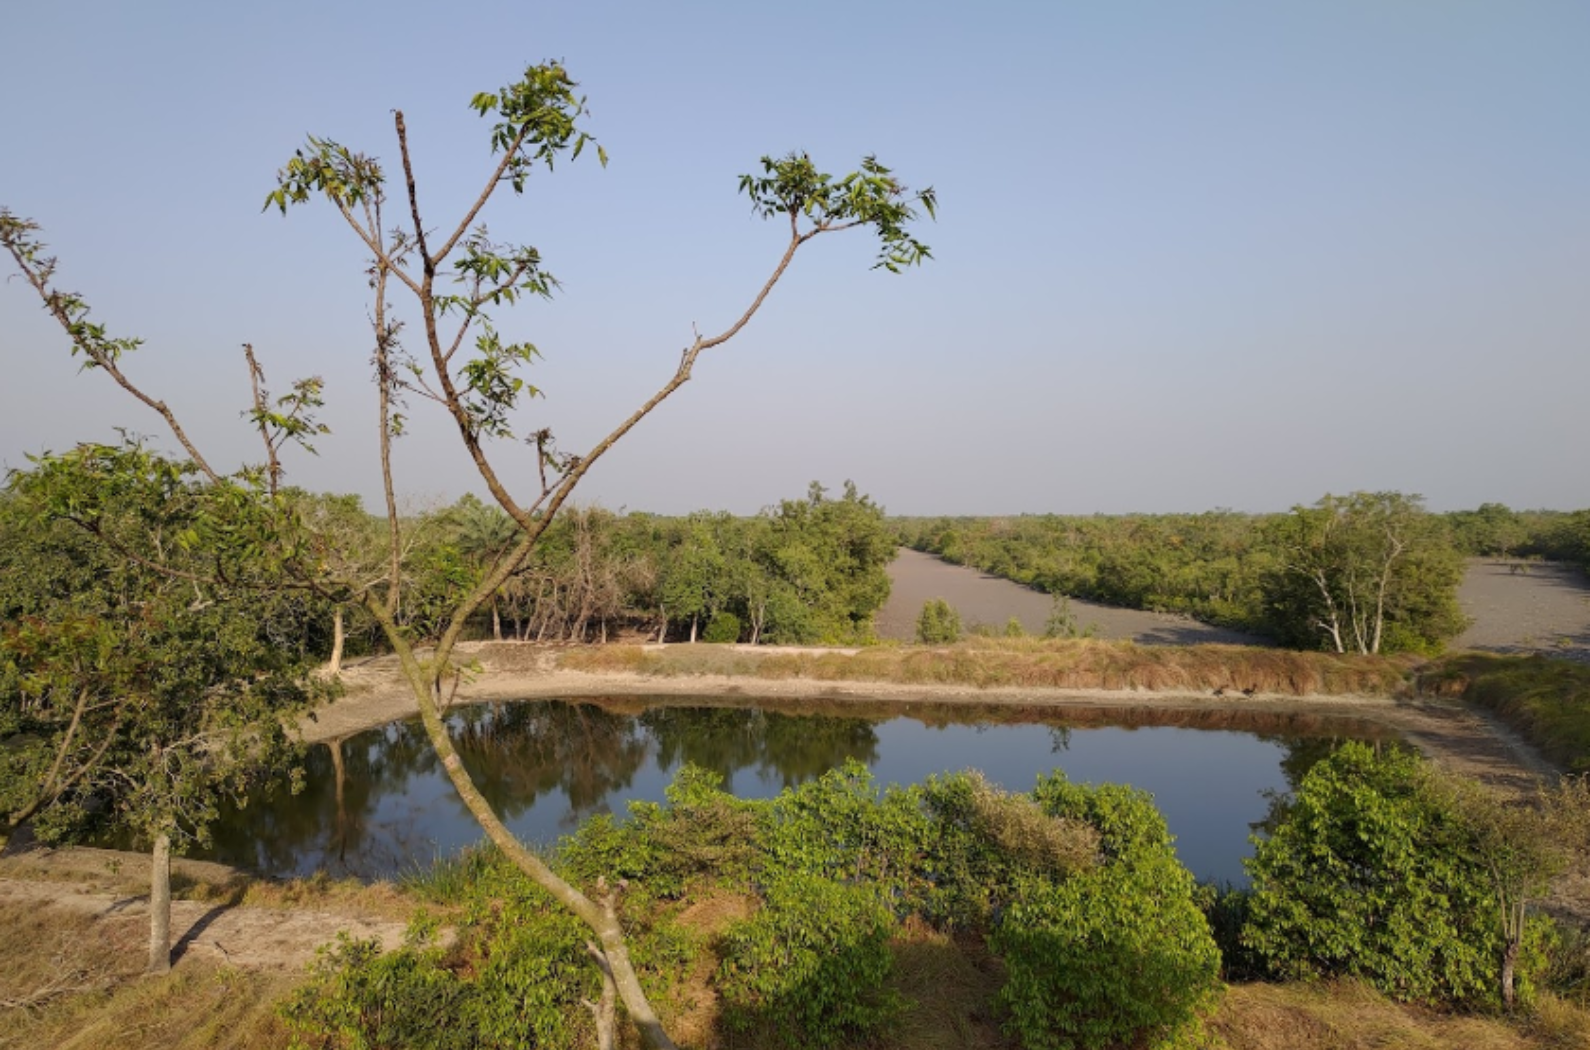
[324,480,894,653]
[893,499,1590,655]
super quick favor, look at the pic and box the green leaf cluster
[990,772,1223,1050]
[716,870,902,1048]
[0,457,327,848]
[469,62,604,191]
[738,152,935,271]
[915,597,962,644]
[1241,741,1547,1008]
[284,899,592,1050]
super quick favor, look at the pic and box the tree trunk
[147,832,172,975]
[689,615,698,644]
[491,597,502,642]
[392,645,679,1050]
[1501,938,1519,1009]
[329,605,345,675]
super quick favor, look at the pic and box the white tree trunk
[147,832,172,975]
[328,606,346,675]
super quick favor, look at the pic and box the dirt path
[876,547,1266,645]
[0,868,408,971]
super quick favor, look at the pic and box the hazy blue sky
[3,1,1585,515]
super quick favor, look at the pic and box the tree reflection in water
[641,707,878,793]
[192,699,1384,882]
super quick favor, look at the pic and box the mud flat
[875,547,1265,645]
[1455,558,1590,663]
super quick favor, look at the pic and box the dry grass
[0,899,295,1050]
[0,845,419,924]
[559,639,1415,696]
[232,872,416,921]
[878,918,1011,1050]
[1211,981,1590,1050]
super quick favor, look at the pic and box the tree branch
[0,228,220,483]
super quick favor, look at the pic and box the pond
[198,697,1394,885]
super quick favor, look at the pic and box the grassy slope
[1421,653,1590,774]
[559,638,1416,696]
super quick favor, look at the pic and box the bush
[561,765,761,896]
[994,858,1223,1050]
[1241,741,1538,1008]
[915,597,962,644]
[717,871,901,1048]
[759,761,932,907]
[284,868,605,1050]
[917,771,1099,928]
[992,773,1222,1050]
[702,611,742,644]
[285,918,490,1050]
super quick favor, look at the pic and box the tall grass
[558,638,1415,697]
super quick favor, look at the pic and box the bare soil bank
[0,860,409,971]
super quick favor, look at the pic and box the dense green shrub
[994,857,1223,1050]
[292,764,1233,1050]
[285,872,604,1050]
[561,764,761,895]
[915,597,962,644]
[917,770,1099,928]
[702,610,742,643]
[992,772,1223,1050]
[717,870,901,1048]
[1031,769,1179,861]
[759,761,933,907]
[285,919,495,1050]
[1241,741,1543,1008]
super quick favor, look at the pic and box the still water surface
[200,698,1386,884]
